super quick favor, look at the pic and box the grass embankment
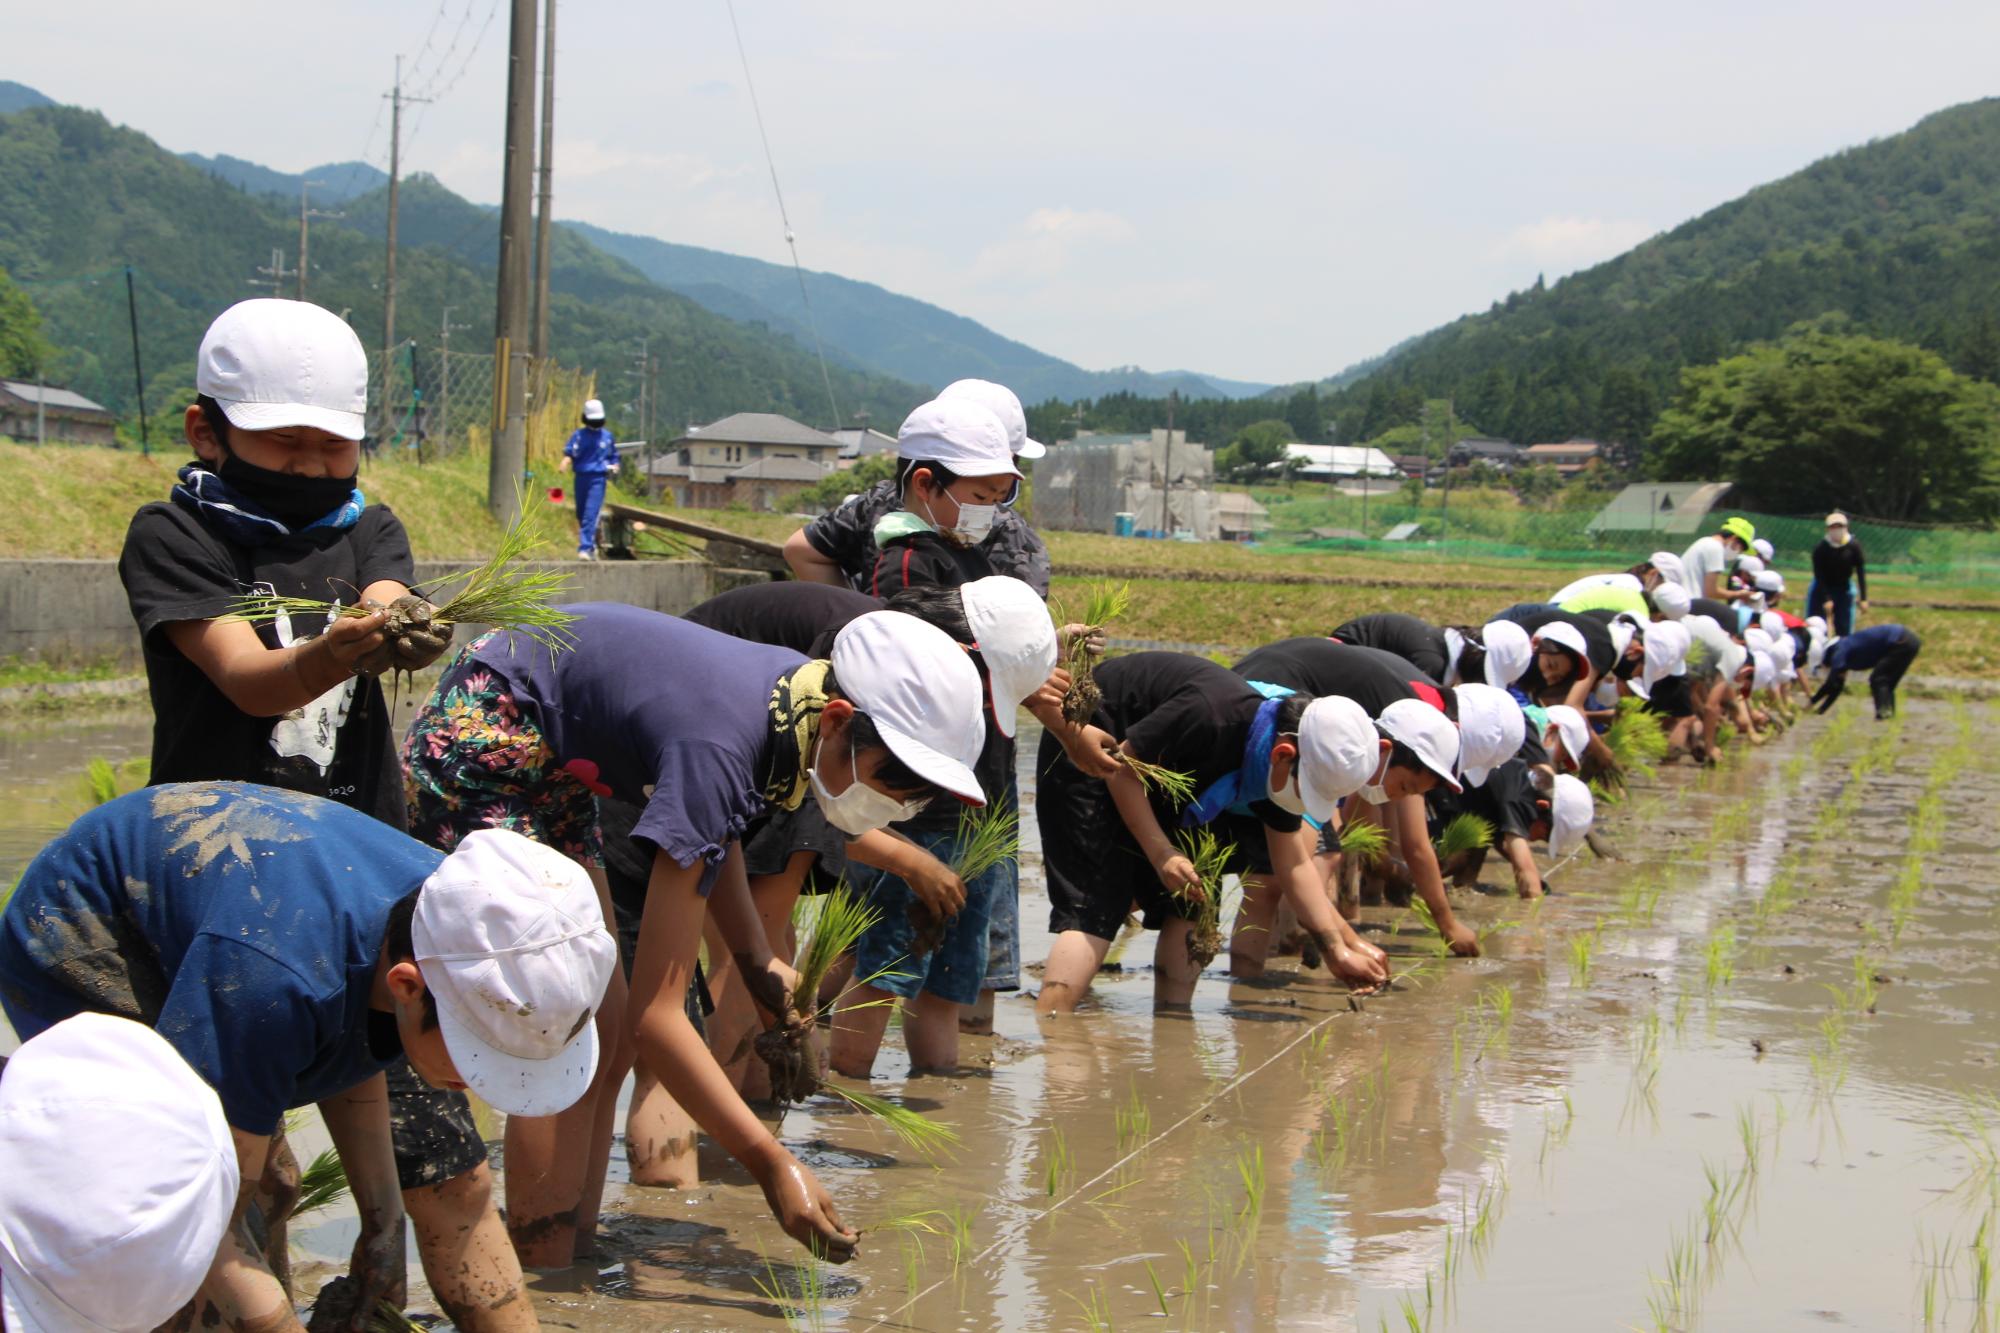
[4,441,1996,677]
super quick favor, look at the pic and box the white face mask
[810,737,926,835]
[1359,782,1389,805]
[950,502,998,544]
[1267,762,1307,816]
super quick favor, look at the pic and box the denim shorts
[980,779,1022,992]
[854,826,1003,1008]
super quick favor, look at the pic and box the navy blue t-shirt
[0,783,437,1134]
[1823,624,1916,673]
[469,604,805,888]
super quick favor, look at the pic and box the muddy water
[6,703,2000,1330]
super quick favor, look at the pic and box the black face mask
[217,453,357,528]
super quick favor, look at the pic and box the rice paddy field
[5,697,1999,1330]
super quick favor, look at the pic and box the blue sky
[13,2,2000,384]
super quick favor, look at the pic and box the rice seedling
[759,883,881,1104]
[1433,813,1495,860]
[1068,1283,1116,1332]
[1143,1260,1171,1318]
[1233,1143,1267,1229]
[753,1250,830,1332]
[1114,1081,1152,1155]
[824,1086,962,1161]
[1606,698,1670,773]
[227,499,578,658]
[1118,753,1198,806]
[950,803,1020,884]
[295,1147,352,1215]
[1703,925,1737,994]
[1057,581,1130,723]
[1044,1125,1075,1197]
[1566,928,1597,989]
[1339,817,1390,864]
[1406,896,1451,958]
[1173,826,1238,968]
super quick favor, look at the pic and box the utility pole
[383,57,432,427]
[297,180,341,300]
[532,0,557,359]
[1160,389,1178,536]
[125,266,148,455]
[631,337,650,444]
[490,0,538,523]
[249,248,295,293]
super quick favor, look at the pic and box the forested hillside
[0,104,923,430]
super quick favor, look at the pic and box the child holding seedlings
[404,605,986,1266]
[1679,516,1757,602]
[114,298,524,1322]
[0,784,614,1333]
[1228,638,1473,957]
[559,397,620,561]
[864,397,1024,596]
[1329,613,1533,690]
[1036,651,1392,1013]
[1435,764,1596,899]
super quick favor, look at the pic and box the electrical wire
[724,0,842,431]
[401,0,454,89]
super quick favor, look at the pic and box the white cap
[1754,570,1783,594]
[1607,618,1638,662]
[1452,683,1526,787]
[1744,625,1774,654]
[1752,538,1775,563]
[1648,551,1686,586]
[832,610,987,804]
[1479,620,1532,688]
[1806,614,1828,636]
[1735,554,1766,578]
[1295,695,1380,820]
[1826,511,1849,527]
[940,378,1045,459]
[1544,704,1589,772]
[896,398,1024,480]
[0,1015,236,1333]
[1650,581,1690,620]
[960,576,1057,739]
[582,398,606,423]
[1376,697,1463,793]
[1630,620,1690,699]
[196,298,368,440]
[1533,620,1590,663]
[1548,774,1594,858]
[1750,649,1777,694]
[1759,610,1787,641]
[413,830,618,1119]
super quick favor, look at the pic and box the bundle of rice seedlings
[1339,819,1389,865]
[226,503,578,664]
[911,804,1021,955]
[1433,813,1496,860]
[1119,754,1198,806]
[1174,826,1238,968]
[1058,582,1130,723]
[1605,698,1669,777]
[757,884,879,1105]
[822,1086,961,1162]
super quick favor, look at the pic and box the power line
[401,0,502,157]
[724,0,841,431]
[402,0,454,89]
[413,0,485,100]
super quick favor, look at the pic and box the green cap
[1721,516,1755,543]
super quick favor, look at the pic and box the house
[1525,439,1602,475]
[1391,453,1432,480]
[1446,437,1525,471]
[1280,443,1400,481]
[1037,430,1224,540]
[1216,491,1269,542]
[654,412,842,509]
[0,380,118,447]
[828,426,898,466]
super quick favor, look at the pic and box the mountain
[0,81,53,116]
[1319,97,2000,449]
[0,102,923,431]
[564,223,1271,405]
[179,152,387,206]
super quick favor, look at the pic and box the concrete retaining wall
[0,558,730,668]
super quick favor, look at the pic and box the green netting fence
[1249,490,2000,584]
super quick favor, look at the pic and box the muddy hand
[1328,939,1388,991]
[345,1212,408,1331]
[757,1148,858,1263]
[1155,852,1202,898]
[1062,723,1125,780]
[386,596,455,669]
[906,856,967,919]
[1059,623,1107,658]
[739,954,801,1024]
[1446,921,1482,958]
[323,605,391,675]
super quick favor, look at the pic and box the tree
[1513,463,1563,507]
[1649,330,2000,523]
[1284,386,1325,443]
[1219,418,1292,481]
[0,266,50,379]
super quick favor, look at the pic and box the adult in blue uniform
[1811,623,1921,719]
[561,397,620,560]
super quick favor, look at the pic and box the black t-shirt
[1690,596,1737,628]
[1091,652,1300,834]
[1811,537,1867,600]
[118,501,415,827]
[1458,757,1543,842]
[1329,613,1450,682]
[1232,638,1454,720]
[868,530,993,599]
[683,582,881,658]
[801,478,1052,598]
[1493,606,1615,676]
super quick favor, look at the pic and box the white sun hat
[1479,620,1533,688]
[1543,704,1590,772]
[1735,554,1766,579]
[1650,581,1691,620]
[1648,550,1686,586]
[1452,683,1526,787]
[414,829,618,1119]
[1629,620,1691,700]
[1532,620,1590,663]
[1548,774,1595,859]
[582,398,606,422]
[1752,537,1776,563]
[896,398,1024,480]
[940,378,1045,459]
[0,1014,237,1333]
[832,609,988,803]
[197,298,369,440]
[1376,697,1463,793]
[1295,695,1380,820]
[960,576,1057,738]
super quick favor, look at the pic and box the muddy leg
[407,1163,538,1331]
[959,990,997,1036]
[1038,930,1112,1016]
[624,1062,700,1188]
[1153,919,1203,1010]
[701,916,759,1096]
[1229,873,1278,978]
[829,981,899,1078]
[255,1124,302,1296]
[903,991,962,1073]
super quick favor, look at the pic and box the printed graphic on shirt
[263,586,358,777]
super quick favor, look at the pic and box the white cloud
[969,208,1138,283]
[1493,216,1659,273]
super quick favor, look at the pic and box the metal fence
[364,346,595,474]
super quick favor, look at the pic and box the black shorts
[741,802,847,893]
[1036,737,1190,940]
[385,1057,489,1190]
[1644,674,1696,719]
[1218,812,1277,876]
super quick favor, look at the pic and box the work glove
[1808,671,1847,714]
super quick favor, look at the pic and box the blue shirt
[564,425,619,474]
[0,783,439,1133]
[469,604,804,889]
[1822,624,1913,673]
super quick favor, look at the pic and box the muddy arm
[1108,742,1199,893]
[180,1130,310,1331]
[1391,793,1479,956]
[845,828,965,918]
[1265,823,1386,985]
[317,1072,407,1320]
[1500,833,1543,900]
[165,609,390,717]
[705,844,796,1022]
[1027,668,1122,779]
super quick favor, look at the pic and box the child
[0,1014,237,1333]
[1678,517,1757,602]
[1811,624,1922,719]
[404,606,984,1266]
[1036,652,1393,1014]
[1329,613,1533,690]
[866,398,1024,596]
[1548,551,1686,605]
[560,397,620,560]
[0,785,613,1332]
[114,298,507,1322]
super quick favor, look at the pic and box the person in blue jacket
[1810,623,1921,719]
[561,398,621,560]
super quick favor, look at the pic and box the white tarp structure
[1036,430,1223,540]
[1282,443,1401,479]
